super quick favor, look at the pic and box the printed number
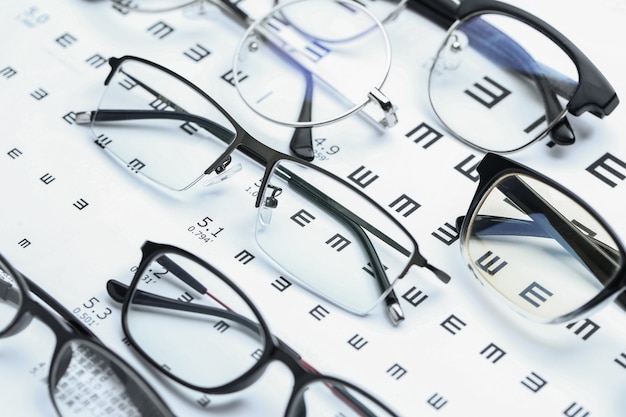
[83,297,100,309]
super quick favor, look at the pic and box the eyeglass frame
[404,0,618,150]
[75,55,450,324]
[108,0,401,161]
[106,240,400,416]
[0,253,174,416]
[456,152,626,324]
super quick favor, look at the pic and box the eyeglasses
[404,0,619,153]
[232,0,397,128]
[111,0,407,20]
[108,0,403,161]
[75,55,449,324]
[0,253,174,417]
[107,241,399,416]
[457,153,626,324]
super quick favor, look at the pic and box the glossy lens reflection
[429,13,579,152]
[256,159,415,315]
[234,0,391,127]
[125,252,266,389]
[463,173,622,321]
[91,59,237,191]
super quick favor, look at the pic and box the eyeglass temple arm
[260,30,321,160]
[495,176,619,278]
[213,0,324,162]
[106,279,264,334]
[276,166,404,323]
[407,0,575,145]
[107,278,382,416]
[75,109,234,141]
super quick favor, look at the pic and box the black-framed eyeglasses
[75,55,449,324]
[457,153,626,324]
[109,0,404,161]
[107,241,399,416]
[404,0,619,153]
[0,253,175,417]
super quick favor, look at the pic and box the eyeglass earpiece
[549,117,576,146]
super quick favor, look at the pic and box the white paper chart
[1,0,626,415]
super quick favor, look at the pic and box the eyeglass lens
[91,59,238,191]
[256,159,415,315]
[125,252,267,389]
[463,173,622,321]
[50,340,170,417]
[233,0,391,127]
[429,13,580,152]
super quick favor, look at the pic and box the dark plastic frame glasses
[75,55,449,324]
[106,241,399,416]
[457,153,626,324]
[405,0,618,152]
[0,253,174,417]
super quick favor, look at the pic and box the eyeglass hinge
[368,88,398,128]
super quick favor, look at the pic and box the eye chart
[1,0,625,415]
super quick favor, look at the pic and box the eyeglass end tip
[387,303,405,325]
[427,263,451,284]
[75,111,93,125]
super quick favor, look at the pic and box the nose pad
[239,34,260,62]
[259,205,273,226]
[201,163,242,187]
[201,156,242,187]
[439,31,467,71]
[259,185,282,226]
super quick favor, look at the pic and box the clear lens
[287,378,395,417]
[50,340,172,417]
[92,58,237,191]
[234,0,391,127]
[110,0,198,13]
[256,159,415,315]
[463,173,622,321]
[429,13,580,152]
[125,252,266,389]
[0,260,21,333]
